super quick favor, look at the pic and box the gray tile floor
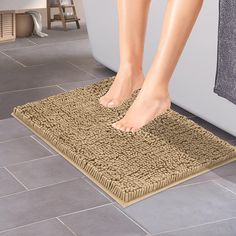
[0,23,235,236]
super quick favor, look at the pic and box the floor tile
[58,77,104,91]
[189,116,236,141]
[155,218,236,236]
[119,182,236,235]
[29,23,88,45]
[0,118,32,142]
[0,178,109,232]
[60,204,147,236]
[7,155,83,189]
[214,175,236,195]
[0,39,35,51]
[0,62,95,93]
[3,39,93,67]
[0,218,74,236]
[69,55,100,67]
[171,103,195,118]
[228,139,236,146]
[174,161,236,187]
[0,86,63,119]
[82,176,115,203]
[0,168,25,198]
[31,135,57,155]
[72,63,115,79]
[0,53,22,71]
[0,136,52,167]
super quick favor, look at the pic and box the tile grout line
[82,176,115,203]
[4,154,56,168]
[24,63,47,68]
[0,202,113,235]
[170,179,213,190]
[26,38,38,46]
[0,84,63,95]
[112,204,151,236]
[29,177,81,191]
[152,216,236,235]
[0,44,38,53]
[213,180,236,196]
[0,176,80,201]
[56,85,67,92]
[56,77,106,91]
[30,37,89,48]
[67,61,97,79]
[2,37,89,52]
[58,202,113,218]
[0,135,33,144]
[4,167,29,191]
[56,217,77,236]
[0,218,56,235]
[30,135,56,155]
[0,51,27,67]
[0,189,28,200]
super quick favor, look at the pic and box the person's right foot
[99,67,145,108]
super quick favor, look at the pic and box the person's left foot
[112,82,171,132]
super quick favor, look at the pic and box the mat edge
[11,112,236,208]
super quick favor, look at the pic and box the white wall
[0,0,46,11]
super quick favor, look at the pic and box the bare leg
[99,0,151,108]
[113,0,203,132]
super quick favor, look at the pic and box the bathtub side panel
[83,0,236,137]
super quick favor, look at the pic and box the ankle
[141,84,170,104]
[119,63,143,77]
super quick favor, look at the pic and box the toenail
[131,128,136,133]
[107,101,114,107]
[113,123,121,129]
[125,128,131,132]
[120,127,125,131]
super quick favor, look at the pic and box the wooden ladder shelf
[47,0,80,30]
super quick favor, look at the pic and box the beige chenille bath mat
[12,77,236,207]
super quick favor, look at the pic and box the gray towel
[214,0,236,105]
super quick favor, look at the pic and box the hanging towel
[214,0,236,105]
[27,11,48,38]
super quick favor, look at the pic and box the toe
[107,99,121,108]
[112,122,121,130]
[99,96,103,105]
[125,127,131,132]
[119,125,126,131]
[131,127,138,133]
[99,96,108,106]
[107,100,115,108]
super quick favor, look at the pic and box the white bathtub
[83,0,236,137]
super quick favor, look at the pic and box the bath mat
[12,77,236,207]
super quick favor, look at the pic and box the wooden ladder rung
[50,4,75,8]
[65,18,80,22]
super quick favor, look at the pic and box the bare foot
[99,67,144,108]
[112,82,171,132]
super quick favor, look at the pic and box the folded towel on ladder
[214,0,236,105]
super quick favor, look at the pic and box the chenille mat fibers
[12,77,236,207]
